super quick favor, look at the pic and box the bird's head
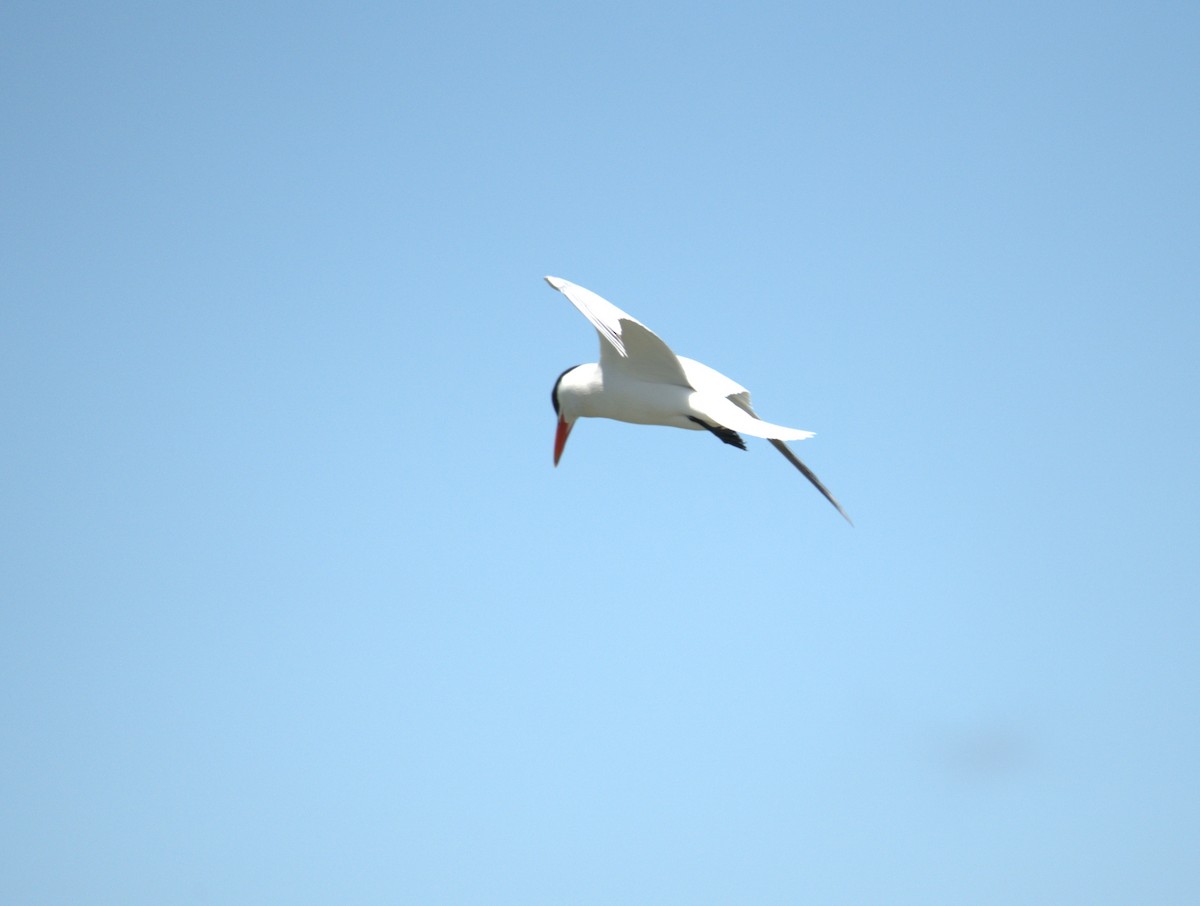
[550,364,582,466]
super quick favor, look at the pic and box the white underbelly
[578,379,703,430]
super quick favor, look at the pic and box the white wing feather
[680,356,813,440]
[545,276,690,387]
[695,396,815,442]
[678,357,751,407]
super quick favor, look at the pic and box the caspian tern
[546,276,851,523]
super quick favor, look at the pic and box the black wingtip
[768,439,853,525]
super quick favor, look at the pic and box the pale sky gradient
[3,2,1199,903]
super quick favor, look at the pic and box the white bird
[546,276,851,523]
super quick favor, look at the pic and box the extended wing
[545,276,691,387]
[681,357,851,523]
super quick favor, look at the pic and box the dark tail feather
[768,439,853,525]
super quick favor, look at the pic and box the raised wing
[545,276,690,387]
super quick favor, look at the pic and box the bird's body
[554,361,689,427]
[546,276,850,522]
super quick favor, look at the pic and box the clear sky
[3,2,1198,903]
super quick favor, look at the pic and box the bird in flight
[546,276,851,523]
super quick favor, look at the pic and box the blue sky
[3,2,1198,903]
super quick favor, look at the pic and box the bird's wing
[768,439,853,524]
[680,356,851,523]
[695,396,816,442]
[679,356,808,439]
[545,276,691,387]
[678,356,753,409]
